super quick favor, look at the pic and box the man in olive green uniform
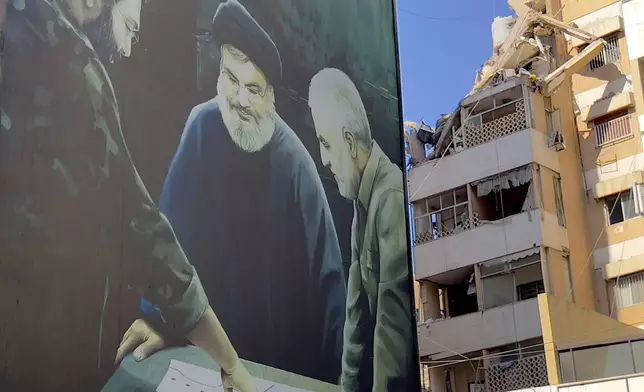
[308,67,416,391]
[0,1,251,391]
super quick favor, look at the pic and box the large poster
[0,0,419,391]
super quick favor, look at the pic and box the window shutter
[551,109,562,135]
[634,184,644,216]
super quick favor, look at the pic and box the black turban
[211,0,283,84]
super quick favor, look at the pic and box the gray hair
[308,68,371,149]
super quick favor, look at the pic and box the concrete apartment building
[408,1,644,391]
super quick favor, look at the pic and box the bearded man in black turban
[132,0,348,384]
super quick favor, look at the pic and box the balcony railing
[459,99,528,150]
[414,212,482,246]
[488,353,548,392]
[587,33,621,71]
[595,114,632,146]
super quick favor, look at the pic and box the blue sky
[397,0,514,127]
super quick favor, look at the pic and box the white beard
[217,94,275,153]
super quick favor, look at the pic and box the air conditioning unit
[548,131,566,151]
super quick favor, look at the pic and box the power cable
[420,318,644,370]
[409,99,481,200]
[566,153,639,302]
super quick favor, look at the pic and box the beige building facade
[409,1,644,391]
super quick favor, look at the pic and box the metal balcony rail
[588,34,621,71]
[595,114,631,146]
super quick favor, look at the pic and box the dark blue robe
[155,98,347,383]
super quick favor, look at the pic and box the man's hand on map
[115,318,167,364]
[115,316,256,392]
[221,362,256,392]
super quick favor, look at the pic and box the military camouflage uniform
[341,142,416,391]
[0,1,208,389]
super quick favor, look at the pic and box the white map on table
[156,360,313,392]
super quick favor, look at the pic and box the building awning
[592,170,643,199]
[480,247,541,277]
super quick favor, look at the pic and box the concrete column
[421,281,441,321]
[475,265,484,311]
[430,367,447,392]
[481,349,491,387]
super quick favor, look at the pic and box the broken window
[439,267,478,318]
[470,165,536,222]
[414,186,469,242]
[481,249,543,309]
[445,281,478,317]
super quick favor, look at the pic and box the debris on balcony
[407,108,462,166]
[472,4,605,96]
[407,0,607,167]
[422,266,478,319]
[457,85,527,151]
[405,120,435,166]
[471,165,536,222]
[444,272,478,318]
[428,107,462,159]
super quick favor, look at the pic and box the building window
[594,110,632,146]
[413,186,468,242]
[615,271,644,309]
[554,176,566,227]
[559,342,635,383]
[481,251,543,309]
[517,280,545,301]
[563,253,574,303]
[604,190,636,225]
[587,33,621,71]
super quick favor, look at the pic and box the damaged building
[409,0,644,391]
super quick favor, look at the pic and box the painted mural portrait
[0,0,250,391]
[309,68,416,391]
[0,0,419,391]
[133,0,347,384]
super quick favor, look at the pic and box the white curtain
[474,165,533,197]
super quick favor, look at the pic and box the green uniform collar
[357,141,383,210]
